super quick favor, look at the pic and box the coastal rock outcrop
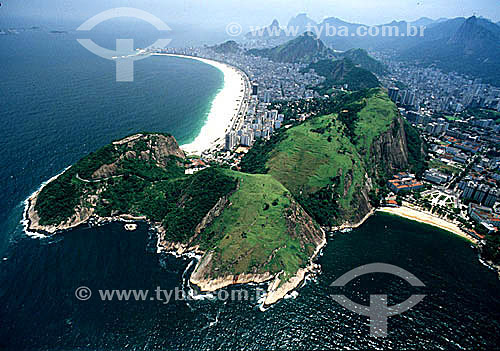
[369,116,409,175]
[349,115,410,224]
[25,133,326,306]
[24,89,415,306]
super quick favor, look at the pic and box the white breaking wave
[22,166,71,239]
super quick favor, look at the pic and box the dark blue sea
[1,21,500,351]
[0,22,224,252]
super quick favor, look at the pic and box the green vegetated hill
[241,88,409,226]
[32,133,324,286]
[339,48,388,75]
[247,31,333,63]
[189,170,323,282]
[32,89,415,289]
[209,40,242,55]
[245,34,385,91]
[306,59,381,92]
[35,133,190,226]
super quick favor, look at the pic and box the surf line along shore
[153,53,251,155]
[23,54,251,236]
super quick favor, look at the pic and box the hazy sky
[2,0,499,26]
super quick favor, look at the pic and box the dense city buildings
[157,46,324,159]
[377,56,500,114]
[154,45,500,235]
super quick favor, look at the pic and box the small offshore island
[24,87,419,305]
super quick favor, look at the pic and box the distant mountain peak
[416,16,434,21]
[411,17,436,26]
[294,13,313,20]
[245,19,282,38]
[448,15,498,45]
[287,13,318,33]
[246,32,331,63]
[301,31,318,38]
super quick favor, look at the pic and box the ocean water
[0,27,223,252]
[1,23,500,351]
[1,215,499,350]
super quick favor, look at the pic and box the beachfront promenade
[154,47,325,157]
[227,68,251,135]
[152,53,251,155]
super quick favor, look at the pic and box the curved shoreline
[153,53,249,155]
[377,205,476,244]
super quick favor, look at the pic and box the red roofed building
[388,173,424,194]
[468,203,500,232]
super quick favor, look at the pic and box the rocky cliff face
[348,116,409,225]
[284,198,325,250]
[370,116,409,175]
[147,134,186,166]
[188,196,327,307]
[92,134,186,179]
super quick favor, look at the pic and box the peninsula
[24,132,326,305]
[24,87,417,304]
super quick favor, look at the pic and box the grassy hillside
[241,89,403,226]
[193,170,321,282]
[307,59,380,92]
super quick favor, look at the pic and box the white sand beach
[378,205,477,244]
[153,53,248,155]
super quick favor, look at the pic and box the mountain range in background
[212,33,384,92]
[243,14,500,86]
[398,16,500,86]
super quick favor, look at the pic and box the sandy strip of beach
[377,205,476,243]
[152,53,248,155]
